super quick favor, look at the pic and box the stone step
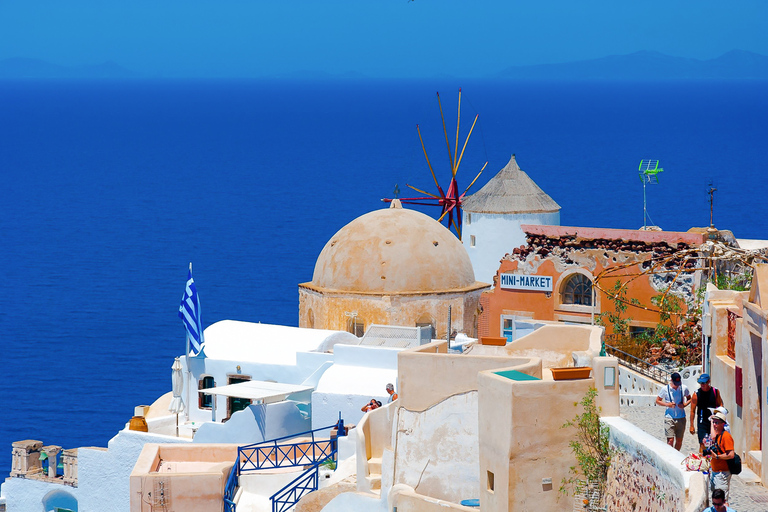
[743,451,763,484]
[367,457,382,474]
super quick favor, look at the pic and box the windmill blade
[416,124,441,191]
[406,184,441,199]
[454,88,461,176]
[455,114,479,175]
[436,92,455,173]
[461,162,487,197]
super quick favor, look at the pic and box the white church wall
[1,477,86,512]
[311,345,400,430]
[462,211,560,285]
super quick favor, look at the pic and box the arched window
[562,274,592,306]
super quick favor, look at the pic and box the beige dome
[309,201,480,294]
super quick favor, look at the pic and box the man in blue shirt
[705,489,735,511]
[655,372,691,450]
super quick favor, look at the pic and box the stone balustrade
[9,439,78,487]
[62,448,79,485]
[10,440,43,477]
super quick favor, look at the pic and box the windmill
[383,89,487,239]
[638,159,663,229]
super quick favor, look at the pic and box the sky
[0,1,766,79]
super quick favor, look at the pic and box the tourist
[706,411,735,503]
[655,371,691,450]
[361,399,382,412]
[705,489,735,512]
[386,383,398,402]
[689,373,723,453]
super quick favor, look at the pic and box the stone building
[461,155,561,285]
[479,224,706,340]
[298,200,490,338]
[705,263,768,485]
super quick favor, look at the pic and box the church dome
[308,201,481,294]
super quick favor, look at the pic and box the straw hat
[708,405,729,416]
[711,411,728,424]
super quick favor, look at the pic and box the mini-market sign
[499,273,553,292]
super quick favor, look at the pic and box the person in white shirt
[655,372,691,450]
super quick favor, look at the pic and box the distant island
[0,58,140,80]
[495,50,768,80]
[2,50,767,81]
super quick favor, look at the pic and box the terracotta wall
[129,444,237,512]
[484,255,677,338]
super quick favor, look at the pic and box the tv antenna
[638,159,663,229]
[707,181,717,228]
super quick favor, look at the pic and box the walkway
[621,405,768,511]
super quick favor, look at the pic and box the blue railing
[270,453,333,512]
[239,422,340,472]
[224,417,347,512]
[223,461,239,512]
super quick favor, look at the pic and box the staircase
[365,457,382,492]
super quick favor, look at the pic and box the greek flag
[179,266,204,355]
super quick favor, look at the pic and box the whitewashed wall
[311,345,400,430]
[0,430,188,512]
[193,401,311,445]
[461,211,560,285]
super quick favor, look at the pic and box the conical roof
[462,155,560,214]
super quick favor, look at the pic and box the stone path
[621,405,768,511]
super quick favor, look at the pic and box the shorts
[710,470,731,501]
[664,416,686,439]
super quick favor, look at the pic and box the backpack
[716,433,742,475]
[728,453,742,475]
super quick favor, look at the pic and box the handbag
[727,453,742,475]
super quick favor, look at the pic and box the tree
[561,387,611,510]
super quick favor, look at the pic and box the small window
[502,317,515,341]
[347,318,365,337]
[562,274,592,306]
[629,325,654,339]
[470,235,476,247]
[467,213,472,225]
[487,470,495,492]
[199,376,215,409]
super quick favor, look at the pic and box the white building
[0,320,403,512]
[461,155,561,285]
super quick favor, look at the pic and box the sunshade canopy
[200,380,313,404]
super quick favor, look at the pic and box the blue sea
[1,79,766,472]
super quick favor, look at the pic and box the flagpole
[185,332,191,422]
[185,262,192,423]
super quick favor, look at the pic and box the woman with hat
[689,373,723,453]
[706,411,734,503]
